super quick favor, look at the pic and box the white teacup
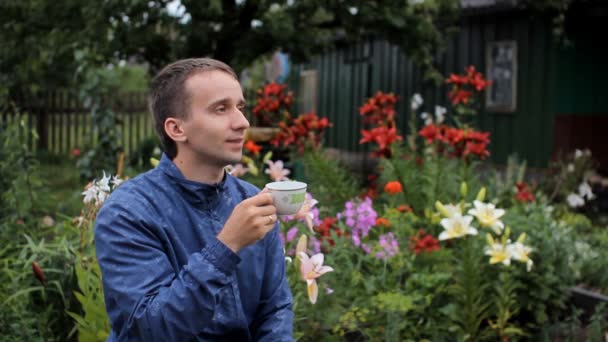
[265,181,307,215]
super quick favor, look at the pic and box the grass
[36,153,86,218]
[34,150,153,220]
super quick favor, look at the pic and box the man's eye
[215,106,226,112]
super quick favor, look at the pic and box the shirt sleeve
[94,200,246,341]
[250,224,295,341]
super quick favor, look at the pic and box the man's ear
[164,117,187,143]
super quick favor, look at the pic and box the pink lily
[226,163,249,178]
[264,160,290,181]
[297,252,334,304]
[293,195,318,233]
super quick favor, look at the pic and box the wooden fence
[1,88,261,158]
[2,90,153,157]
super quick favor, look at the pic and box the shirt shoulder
[98,168,169,218]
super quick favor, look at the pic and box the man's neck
[172,153,225,184]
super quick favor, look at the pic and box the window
[486,41,517,112]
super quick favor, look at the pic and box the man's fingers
[263,214,277,226]
[246,191,274,206]
[256,204,277,217]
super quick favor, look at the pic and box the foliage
[0,113,42,222]
[299,149,360,213]
[0,0,460,95]
[0,123,117,340]
[573,228,608,293]
[491,155,528,203]
[543,148,597,206]
[67,242,110,342]
[3,65,607,340]
[520,0,578,45]
[376,145,465,212]
[0,0,114,93]
[127,135,162,171]
[0,221,81,342]
[75,68,124,181]
[505,200,580,330]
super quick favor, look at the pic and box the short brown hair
[148,58,238,159]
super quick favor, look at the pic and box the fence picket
[7,91,151,157]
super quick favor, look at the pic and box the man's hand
[217,189,277,253]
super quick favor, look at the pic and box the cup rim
[265,181,307,191]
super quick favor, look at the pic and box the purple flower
[310,236,322,254]
[352,232,361,247]
[286,227,298,242]
[376,232,399,260]
[339,197,378,252]
[361,243,372,254]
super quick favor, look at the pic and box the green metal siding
[554,15,608,115]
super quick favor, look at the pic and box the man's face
[179,70,250,168]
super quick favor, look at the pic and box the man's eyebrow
[207,98,246,108]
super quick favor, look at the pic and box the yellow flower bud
[435,201,450,218]
[517,233,527,244]
[262,151,273,163]
[486,233,494,246]
[242,156,258,175]
[476,187,487,202]
[501,227,511,244]
[460,182,468,197]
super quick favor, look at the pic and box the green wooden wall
[293,11,576,168]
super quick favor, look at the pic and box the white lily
[468,200,505,235]
[578,182,595,200]
[443,203,462,218]
[435,201,462,218]
[567,163,575,173]
[434,105,446,124]
[111,175,124,188]
[566,193,585,208]
[484,234,511,266]
[420,112,432,125]
[507,237,533,272]
[438,214,478,240]
[96,171,111,192]
[82,185,98,205]
[410,93,423,111]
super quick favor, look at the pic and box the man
[95,58,294,341]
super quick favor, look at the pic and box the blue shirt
[95,154,294,341]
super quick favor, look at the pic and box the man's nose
[233,109,250,130]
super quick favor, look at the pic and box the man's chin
[224,153,243,166]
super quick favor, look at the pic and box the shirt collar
[158,153,230,205]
